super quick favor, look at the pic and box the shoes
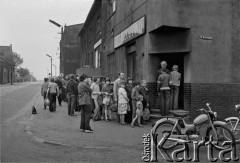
[79,129,85,132]
[105,119,109,122]
[138,124,142,127]
[108,118,112,121]
[131,123,134,128]
[85,130,93,133]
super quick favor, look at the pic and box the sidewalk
[29,98,153,149]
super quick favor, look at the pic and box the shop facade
[79,0,240,119]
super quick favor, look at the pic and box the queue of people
[40,61,181,133]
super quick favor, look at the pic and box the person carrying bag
[78,74,93,133]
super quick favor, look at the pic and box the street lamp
[46,54,52,77]
[49,19,62,76]
[52,64,57,76]
[49,19,62,28]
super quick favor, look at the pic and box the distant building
[78,0,240,119]
[60,24,83,76]
[0,45,15,84]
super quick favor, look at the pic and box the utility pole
[52,64,57,76]
[46,54,52,77]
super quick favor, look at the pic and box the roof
[64,23,84,35]
[0,45,12,55]
[0,45,13,64]
[78,0,102,36]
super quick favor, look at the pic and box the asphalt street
[1,82,239,163]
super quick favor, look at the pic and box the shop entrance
[150,53,185,109]
[126,43,137,80]
[127,52,137,80]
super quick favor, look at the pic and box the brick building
[0,45,16,84]
[78,0,240,119]
[77,0,103,77]
[60,24,83,76]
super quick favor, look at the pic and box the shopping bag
[44,98,50,106]
[110,103,118,112]
[143,107,150,121]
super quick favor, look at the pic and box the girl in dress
[118,81,129,125]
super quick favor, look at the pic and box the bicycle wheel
[153,120,181,150]
[206,124,236,150]
[224,119,240,143]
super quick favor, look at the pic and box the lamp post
[52,64,57,76]
[46,54,52,77]
[49,19,62,76]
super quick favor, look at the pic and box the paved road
[1,82,239,162]
[1,82,83,162]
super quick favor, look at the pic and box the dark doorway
[150,52,185,109]
[126,43,137,80]
[127,52,137,80]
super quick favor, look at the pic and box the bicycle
[224,104,240,144]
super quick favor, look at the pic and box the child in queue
[131,95,143,127]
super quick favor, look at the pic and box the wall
[79,1,102,74]
[60,24,82,76]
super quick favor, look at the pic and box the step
[150,108,160,114]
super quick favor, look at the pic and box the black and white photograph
[1,0,240,162]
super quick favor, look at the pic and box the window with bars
[107,53,116,81]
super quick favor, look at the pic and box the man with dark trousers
[66,74,78,116]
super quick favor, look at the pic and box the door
[152,53,185,109]
[127,52,137,80]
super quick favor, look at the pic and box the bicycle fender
[225,117,239,121]
[151,118,178,135]
[213,121,226,126]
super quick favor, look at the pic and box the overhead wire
[69,0,89,25]
[64,0,79,25]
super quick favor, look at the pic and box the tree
[2,52,23,84]
[17,67,30,78]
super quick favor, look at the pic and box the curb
[24,122,110,149]
[24,117,74,147]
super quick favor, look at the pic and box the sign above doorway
[114,16,145,49]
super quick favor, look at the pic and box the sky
[0,0,94,80]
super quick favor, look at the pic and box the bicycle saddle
[169,110,189,118]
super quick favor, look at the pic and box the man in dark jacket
[66,74,78,116]
[55,76,63,106]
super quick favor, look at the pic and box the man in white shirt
[113,73,125,122]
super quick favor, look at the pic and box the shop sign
[114,16,145,48]
[94,39,102,49]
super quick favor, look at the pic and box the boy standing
[157,69,171,116]
[170,65,181,110]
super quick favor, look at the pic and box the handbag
[78,92,91,105]
[103,96,111,105]
[143,107,150,121]
[44,98,50,106]
[110,103,118,112]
